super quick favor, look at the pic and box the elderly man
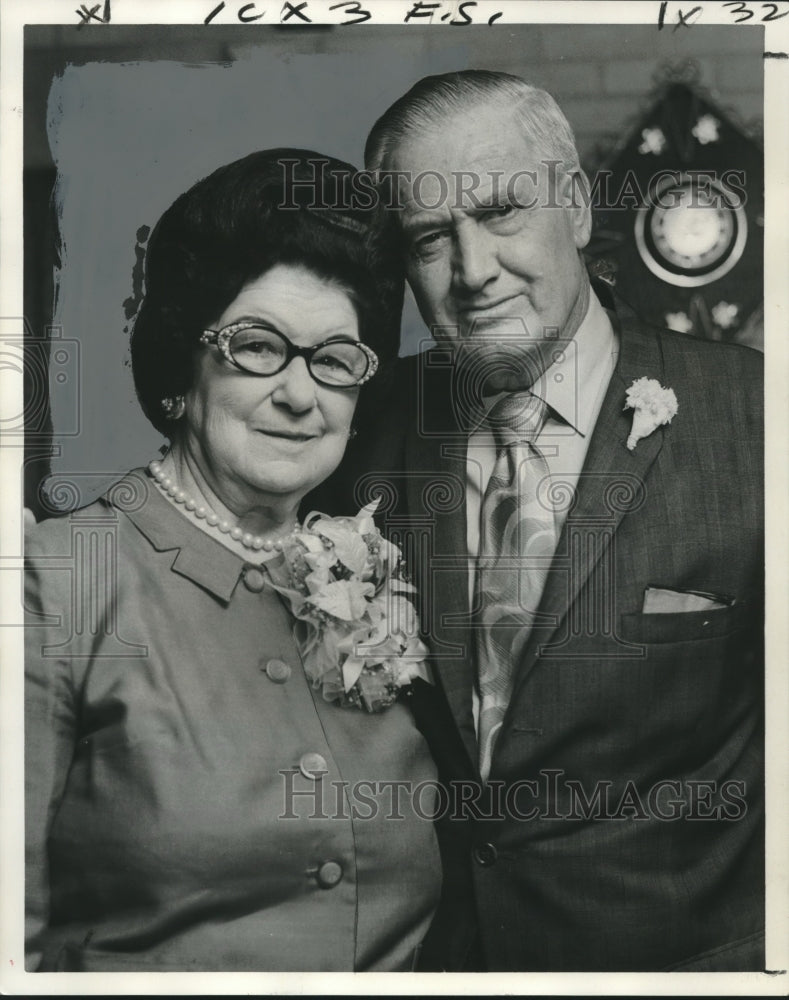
[318,70,764,972]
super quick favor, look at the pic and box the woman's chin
[238,461,329,503]
[243,438,344,493]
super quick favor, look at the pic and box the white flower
[309,579,375,621]
[711,301,739,329]
[353,496,381,535]
[638,127,666,155]
[692,114,720,145]
[266,504,431,712]
[665,311,693,334]
[624,377,679,451]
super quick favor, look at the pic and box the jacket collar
[107,469,247,603]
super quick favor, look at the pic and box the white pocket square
[642,586,732,614]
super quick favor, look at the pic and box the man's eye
[485,203,516,220]
[411,231,448,257]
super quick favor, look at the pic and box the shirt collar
[537,289,617,436]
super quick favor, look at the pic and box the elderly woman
[24,150,440,972]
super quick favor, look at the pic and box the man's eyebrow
[400,213,451,236]
[405,192,518,227]
[472,189,509,206]
[460,185,521,211]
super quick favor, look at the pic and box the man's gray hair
[364,70,581,174]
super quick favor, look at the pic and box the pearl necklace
[148,460,301,553]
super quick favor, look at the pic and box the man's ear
[561,168,593,250]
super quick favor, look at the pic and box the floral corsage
[624,377,678,451]
[265,501,432,712]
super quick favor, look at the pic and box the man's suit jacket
[312,296,764,972]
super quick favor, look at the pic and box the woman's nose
[271,356,317,412]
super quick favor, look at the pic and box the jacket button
[299,752,328,779]
[316,861,343,889]
[264,659,291,683]
[243,567,266,593]
[473,842,498,867]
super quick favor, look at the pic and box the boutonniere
[624,377,679,451]
[265,500,431,713]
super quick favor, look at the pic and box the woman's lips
[256,429,319,442]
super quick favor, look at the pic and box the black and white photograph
[0,0,787,993]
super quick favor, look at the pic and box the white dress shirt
[467,290,619,728]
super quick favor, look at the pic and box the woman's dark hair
[131,148,404,434]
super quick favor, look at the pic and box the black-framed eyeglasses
[200,322,379,388]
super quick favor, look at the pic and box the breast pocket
[619,602,751,644]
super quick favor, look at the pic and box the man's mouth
[457,294,521,317]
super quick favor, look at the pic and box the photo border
[2,1,786,994]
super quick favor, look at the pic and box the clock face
[635,175,747,287]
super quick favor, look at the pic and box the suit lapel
[509,311,668,700]
[404,354,478,771]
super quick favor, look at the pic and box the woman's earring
[161,396,185,420]
[348,426,358,440]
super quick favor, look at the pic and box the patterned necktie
[475,391,557,781]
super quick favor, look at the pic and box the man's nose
[452,226,499,293]
[271,356,317,412]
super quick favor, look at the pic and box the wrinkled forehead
[380,104,558,215]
